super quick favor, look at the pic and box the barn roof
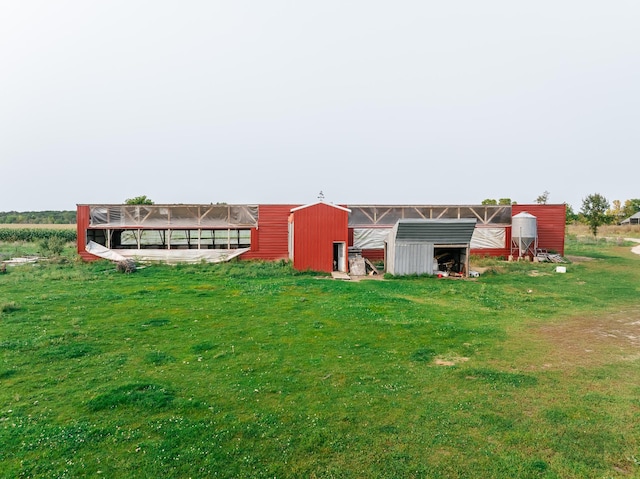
[621,212,640,224]
[391,219,477,244]
[290,201,351,213]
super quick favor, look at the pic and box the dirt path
[625,237,640,255]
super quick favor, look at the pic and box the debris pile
[535,250,567,263]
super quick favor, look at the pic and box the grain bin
[511,212,537,258]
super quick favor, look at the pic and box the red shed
[290,201,351,273]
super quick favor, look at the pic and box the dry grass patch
[499,309,640,372]
[536,309,640,369]
[434,355,469,366]
[567,223,640,238]
[565,255,597,263]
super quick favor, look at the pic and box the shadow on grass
[410,348,437,362]
[44,342,98,359]
[460,368,538,388]
[191,341,217,354]
[0,369,18,380]
[87,383,175,411]
[139,318,171,329]
[145,351,176,366]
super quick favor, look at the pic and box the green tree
[481,198,497,205]
[608,200,625,223]
[580,193,610,236]
[565,204,578,224]
[535,191,550,204]
[125,195,154,205]
[623,199,640,218]
[498,198,512,205]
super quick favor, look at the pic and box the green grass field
[1,238,639,478]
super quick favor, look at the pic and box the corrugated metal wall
[242,204,297,260]
[292,203,349,272]
[388,243,434,275]
[512,204,566,255]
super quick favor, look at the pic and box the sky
[1,1,638,212]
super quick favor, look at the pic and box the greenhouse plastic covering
[90,205,258,228]
[353,228,392,249]
[354,226,506,250]
[87,241,249,264]
[348,205,512,227]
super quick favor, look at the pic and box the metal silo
[511,212,537,258]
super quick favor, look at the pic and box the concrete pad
[331,271,351,280]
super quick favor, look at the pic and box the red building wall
[292,203,350,272]
[76,205,100,261]
[242,204,297,261]
[512,204,566,255]
[77,203,565,264]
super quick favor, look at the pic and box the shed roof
[621,212,640,224]
[391,219,477,243]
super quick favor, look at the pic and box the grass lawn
[1,239,639,478]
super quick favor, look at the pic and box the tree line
[0,210,76,224]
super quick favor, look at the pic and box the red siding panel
[513,204,566,255]
[362,249,384,262]
[76,205,89,255]
[76,205,102,261]
[242,204,298,261]
[470,248,510,258]
[292,203,350,272]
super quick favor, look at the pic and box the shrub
[39,236,66,256]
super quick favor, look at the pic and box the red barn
[289,202,350,273]
[77,202,565,270]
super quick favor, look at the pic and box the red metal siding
[241,204,298,261]
[76,203,565,263]
[292,203,349,272]
[76,205,101,261]
[77,205,88,254]
[470,248,511,258]
[362,249,384,262]
[513,204,566,255]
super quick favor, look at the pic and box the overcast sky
[1,1,638,212]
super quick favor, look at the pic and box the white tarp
[86,241,129,262]
[89,205,258,228]
[470,228,506,249]
[353,228,391,249]
[86,241,249,264]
